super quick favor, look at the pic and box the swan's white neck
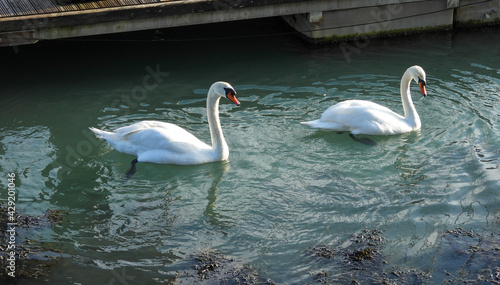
[207,91,229,160]
[400,69,421,129]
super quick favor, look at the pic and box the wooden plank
[21,0,38,15]
[76,2,100,10]
[0,1,16,17]
[117,0,141,6]
[28,0,59,14]
[5,0,33,16]
[100,0,121,8]
[0,0,178,19]
[57,2,80,12]
[49,0,66,13]
[98,0,123,8]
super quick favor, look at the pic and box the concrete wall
[454,0,500,25]
[283,0,500,42]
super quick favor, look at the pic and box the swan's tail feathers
[300,120,316,126]
[300,120,325,128]
[89,127,119,142]
[89,127,105,138]
[301,120,347,131]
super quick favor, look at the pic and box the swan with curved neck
[301,65,427,135]
[90,81,240,165]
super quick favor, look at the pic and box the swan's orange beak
[227,92,240,106]
[418,78,427,97]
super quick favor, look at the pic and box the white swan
[90,81,240,165]
[301,65,427,135]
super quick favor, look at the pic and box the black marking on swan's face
[418,77,426,86]
[224,87,236,97]
[223,87,240,106]
[417,77,427,97]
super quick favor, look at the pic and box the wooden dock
[0,0,186,46]
[1,0,499,47]
[0,0,301,46]
[0,0,170,17]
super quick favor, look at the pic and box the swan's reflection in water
[203,161,234,230]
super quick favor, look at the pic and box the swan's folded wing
[314,100,404,134]
[116,121,210,154]
[113,121,171,137]
[321,100,399,122]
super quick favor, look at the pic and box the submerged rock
[440,228,500,284]
[175,249,275,285]
[307,227,500,284]
[306,228,430,284]
[307,229,383,266]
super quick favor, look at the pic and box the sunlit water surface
[1,21,499,284]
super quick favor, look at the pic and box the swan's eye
[418,77,426,86]
[224,87,236,97]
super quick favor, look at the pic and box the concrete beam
[0,30,38,47]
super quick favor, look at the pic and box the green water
[1,20,499,284]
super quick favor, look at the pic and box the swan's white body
[90,82,240,165]
[301,66,427,135]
